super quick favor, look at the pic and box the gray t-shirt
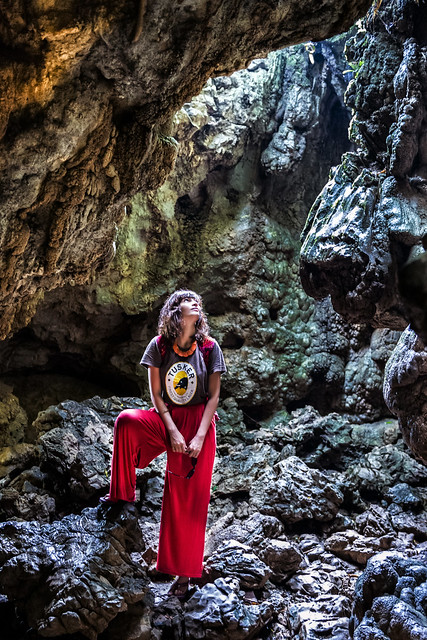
[140,337,227,406]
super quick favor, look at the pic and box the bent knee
[114,409,142,431]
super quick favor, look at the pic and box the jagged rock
[204,540,272,589]
[250,456,344,523]
[0,383,27,449]
[289,595,352,640]
[0,504,149,639]
[288,540,360,600]
[387,506,427,542]
[33,396,147,503]
[351,551,427,640]
[384,326,427,463]
[300,0,427,330]
[354,505,394,538]
[298,0,427,461]
[205,512,284,558]
[386,482,424,510]
[345,442,427,496]
[258,539,304,584]
[184,577,274,639]
[325,530,395,565]
[211,441,281,498]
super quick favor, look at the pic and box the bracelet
[161,408,170,414]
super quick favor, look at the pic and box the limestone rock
[257,538,304,584]
[0,383,27,448]
[0,504,149,639]
[351,551,427,640]
[289,595,352,640]
[300,0,427,331]
[384,326,427,463]
[184,577,274,639]
[325,530,395,565]
[345,443,427,496]
[35,396,147,503]
[0,0,372,338]
[204,540,272,589]
[250,456,344,524]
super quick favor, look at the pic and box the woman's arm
[148,367,187,453]
[186,372,221,458]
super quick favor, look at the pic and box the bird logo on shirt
[166,362,197,404]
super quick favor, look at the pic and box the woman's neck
[177,326,196,349]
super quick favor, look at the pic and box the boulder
[0,504,149,639]
[184,577,275,640]
[250,456,343,523]
[351,551,427,640]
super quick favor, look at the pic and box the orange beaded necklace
[172,340,197,357]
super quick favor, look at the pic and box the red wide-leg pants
[107,403,216,578]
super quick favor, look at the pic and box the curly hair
[157,289,210,345]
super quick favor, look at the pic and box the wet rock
[212,441,281,498]
[205,512,284,558]
[384,326,427,463]
[34,396,147,503]
[250,456,344,524]
[0,383,27,448]
[345,443,427,496]
[351,551,427,640]
[205,540,272,589]
[325,530,395,565]
[386,482,424,510]
[0,504,148,639]
[184,577,274,639]
[289,595,352,640]
[258,539,304,584]
[354,505,394,538]
[387,506,427,542]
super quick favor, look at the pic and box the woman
[102,289,226,598]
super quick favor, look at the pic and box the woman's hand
[186,433,205,458]
[169,427,187,453]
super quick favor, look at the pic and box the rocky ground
[0,392,426,639]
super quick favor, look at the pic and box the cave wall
[0,0,372,340]
[0,39,401,424]
[299,0,427,461]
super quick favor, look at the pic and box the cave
[0,1,426,639]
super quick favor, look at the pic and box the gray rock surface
[205,540,272,589]
[351,551,427,640]
[0,0,372,339]
[184,577,275,640]
[0,504,149,639]
[299,0,427,461]
[384,326,427,462]
[250,456,344,524]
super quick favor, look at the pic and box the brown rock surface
[0,0,372,339]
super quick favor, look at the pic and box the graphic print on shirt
[165,361,197,404]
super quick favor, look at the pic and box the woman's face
[179,296,200,323]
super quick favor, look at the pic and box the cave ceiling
[0,0,372,339]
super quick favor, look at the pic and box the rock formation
[0,396,426,639]
[0,0,372,340]
[299,0,427,462]
[0,38,398,427]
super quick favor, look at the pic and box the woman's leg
[108,408,167,502]
[156,404,216,578]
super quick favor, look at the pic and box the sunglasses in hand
[167,457,197,479]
